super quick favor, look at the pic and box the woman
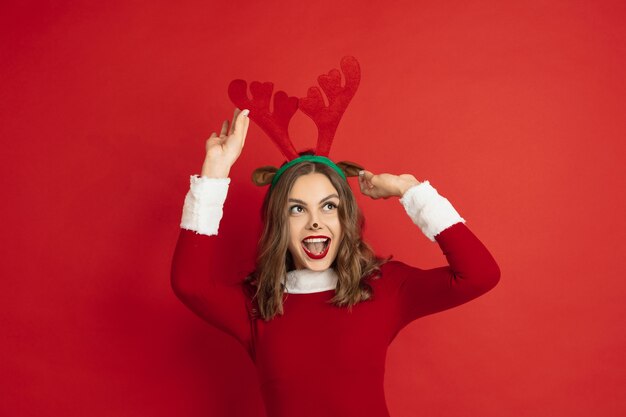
[171,108,500,417]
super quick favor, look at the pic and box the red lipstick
[301,236,331,260]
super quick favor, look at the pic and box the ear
[252,166,278,186]
[336,160,365,177]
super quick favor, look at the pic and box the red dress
[171,177,500,417]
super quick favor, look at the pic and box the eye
[289,205,304,214]
[324,202,338,211]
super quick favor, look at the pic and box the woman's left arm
[359,171,501,331]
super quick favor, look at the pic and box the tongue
[305,241,326,254]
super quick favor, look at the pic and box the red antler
[298,56,361,157]
[228,79,300,160]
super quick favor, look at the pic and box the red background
[2,1,625,416]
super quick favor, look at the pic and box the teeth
[302,237,330,255]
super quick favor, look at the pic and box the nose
[308,213,321,230]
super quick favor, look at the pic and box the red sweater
[171,220,500,417]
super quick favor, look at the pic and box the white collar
[284,268,338,294]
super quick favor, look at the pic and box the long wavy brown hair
[243,157,392,322]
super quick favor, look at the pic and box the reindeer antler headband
[227,55,365,190]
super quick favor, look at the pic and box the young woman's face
[286,172,343,271]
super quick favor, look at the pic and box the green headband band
[270,155,347,190]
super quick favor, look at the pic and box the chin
[306,262,332,271]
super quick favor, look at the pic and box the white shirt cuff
[398,180,465,241]
[180,175,230,236]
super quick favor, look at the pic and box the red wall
[2,1,625,416]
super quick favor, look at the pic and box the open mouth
[301,237,331,259]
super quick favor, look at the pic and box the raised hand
[358,170,420,199]
[201,108,250,178]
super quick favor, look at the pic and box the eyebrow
[288,194,340,206]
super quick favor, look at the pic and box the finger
[229,108,240,136]
[359,170,371,188]
[362,170,376,187]
[206,132,217,151]
[220,119,229,136]
[358,175,371,195]
[359,182,370,196]
[242,111,249,137]
[242,116,249,147]
[362,171,375,189]
[235,109,250,146]
[234,108,249,131]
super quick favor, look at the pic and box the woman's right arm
[170,108,253,353]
